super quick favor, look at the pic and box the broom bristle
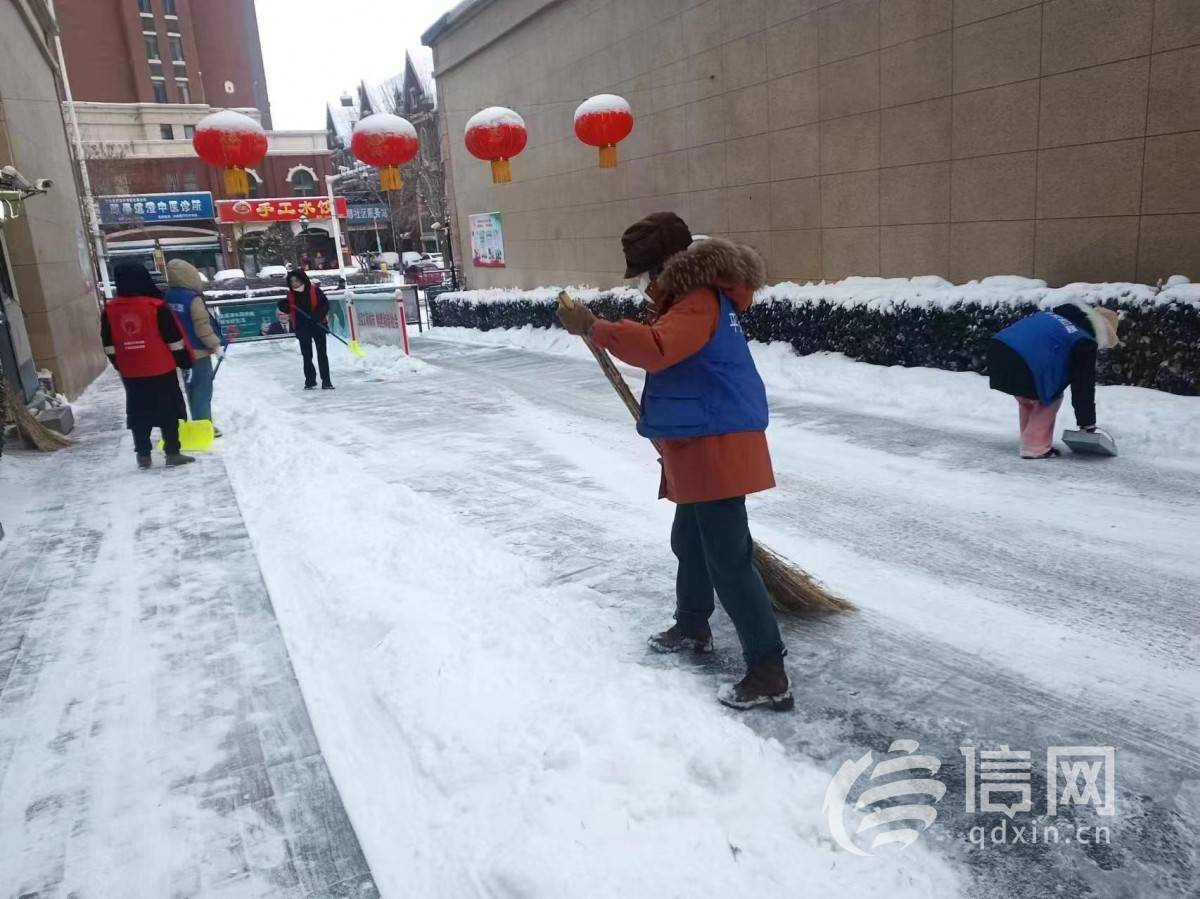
[4,383,73,452]
[754,541,853,614]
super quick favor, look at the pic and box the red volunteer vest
[105,296,179,377]
[286,284,325,329]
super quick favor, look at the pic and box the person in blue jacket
[987,301,1120,458]
[164,259,224,432]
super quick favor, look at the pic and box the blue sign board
[346,203,391,224]
[98,192,215,225]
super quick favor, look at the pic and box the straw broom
[4,382,73,451]
[557,291,851,614]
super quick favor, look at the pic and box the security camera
[34,179,53,192]
[0,165,33,191]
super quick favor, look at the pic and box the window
[149,62,163,77]
[184,124,195,139]
[144,34,160,61]
[291,169,317,197]
[176,79,190,103]
[164,0,177,14]
[168,35,184,62]
[159,124,174,140]
[139,0,152,13]
[152,80,168,103]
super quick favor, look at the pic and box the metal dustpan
[1062,428,1118,457]
[159,419,215,452]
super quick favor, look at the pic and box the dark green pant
[671,496,784,666]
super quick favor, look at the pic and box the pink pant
[1015,396,1063,457]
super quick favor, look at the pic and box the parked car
[213,269,246,282]
[258,265,289,279]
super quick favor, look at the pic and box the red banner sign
[216,196,348,223]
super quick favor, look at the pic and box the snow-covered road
[2,330,1195,898]
[215,333,1196,899]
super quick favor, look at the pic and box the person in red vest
[100,263,196,469]
[277,269,333,390]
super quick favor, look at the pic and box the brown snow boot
[648,621,714,654]
[717,651,793,711]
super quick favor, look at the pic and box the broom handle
[293,304,353,348]
[558,291,661,450]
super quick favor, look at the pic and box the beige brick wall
[431,0,1200,290]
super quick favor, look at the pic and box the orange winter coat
[590,238,775,504]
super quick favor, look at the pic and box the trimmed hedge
[429,282,1200,396]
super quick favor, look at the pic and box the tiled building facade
[427,0,1200,289]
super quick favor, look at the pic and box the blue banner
[98,192,215,225]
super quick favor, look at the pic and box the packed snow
[2,319,1196,898]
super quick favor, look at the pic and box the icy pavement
[220,334,1195,899]
[2,331,1197,898]
[0,375,377,898]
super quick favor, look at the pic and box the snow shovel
[160,342,228,453]
[294,306,365,358]
[1062,428,1119,457]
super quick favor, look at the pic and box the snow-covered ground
[2,328,1196,898]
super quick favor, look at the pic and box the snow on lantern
[192,110,268,197]
[574,94,634,169]
[351,113,419,192]
[464,107,527,184]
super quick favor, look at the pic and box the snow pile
[428,327,1200,464]
[350,343,428,379]
[219,375,962,899]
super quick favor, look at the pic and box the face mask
[637,272,652,294]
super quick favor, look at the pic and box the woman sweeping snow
[987,301,1120,458]
[277,269,333,390]
[557,212,790,712]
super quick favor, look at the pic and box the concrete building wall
[0,0,106,399]
[429,0,1200,290]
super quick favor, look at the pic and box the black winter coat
[100,303,192,430]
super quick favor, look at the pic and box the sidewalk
[0,372,377,898]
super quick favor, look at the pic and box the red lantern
[464,107,527,184]
[192,110,268,197]
[351,113,419,192]
[574,94,634,169]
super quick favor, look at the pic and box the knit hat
[166,258,205,293]
[620,212,693,278]
[113,262,161,299]
[1089,306,1120,349]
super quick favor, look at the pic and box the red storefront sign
[216,196,349,223]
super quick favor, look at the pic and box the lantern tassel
[380,166,404,192]
[224,167,249,196]
[490,158,512,184]
[598,144,618,169]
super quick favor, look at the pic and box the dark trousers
[672,496,784,666]
[133,420,180,456]
[298,330,331,387]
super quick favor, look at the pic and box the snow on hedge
[434,275,1197,312]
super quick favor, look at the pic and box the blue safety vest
[993,311,1094,403]
[164,287,223,352]
[637,291,769,439]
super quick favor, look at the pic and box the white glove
[213,345,225,360]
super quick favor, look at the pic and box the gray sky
[256,0,458,130]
